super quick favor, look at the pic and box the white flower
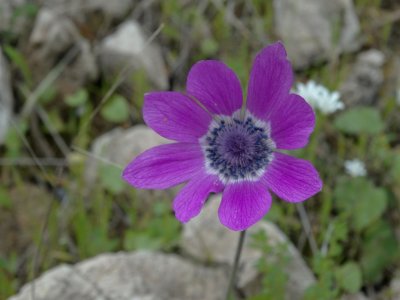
[295,80,344,115]
[344,159,367,177]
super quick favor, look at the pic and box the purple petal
[186,60,243,115]
[143,92,212,143]
[173,171,223,223]
[270,94,315,150]
[246,42,293,121]
[263,152,322,203]
[218,181,272,231]
[122,143,203,189]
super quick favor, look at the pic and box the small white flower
[344,159,367,177]
[295,80,344,115]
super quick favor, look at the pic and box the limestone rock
[28,8,98,93]
[84,125,174,205]
[341,293,370,300]
[273,0,360,69]
[98,20,168,91]
[181,195,316,300]
[340,49,386,107]
[0,47,14,145]
[42,0,133,24]
[10,251,228,300]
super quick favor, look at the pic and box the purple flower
[122,42,322,231]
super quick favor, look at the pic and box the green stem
[225,230,246,300]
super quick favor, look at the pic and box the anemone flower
[123,42,322,231]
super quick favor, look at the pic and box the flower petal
[218,181,272,231]
[143,92,212,142]
[186,60,243,115]
[246,42,293,121]
[270,94,315,150]
[173,171,223,223]
[122,143,203,189]
[263,153,322,203]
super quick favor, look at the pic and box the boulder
[0,47,14,145]
[273,0,360,69]
[98,20,168,92]
[42,0,133,24]
[84,125,174,205]
[340,49,386,107]
[341,293,370,300]
[181,195,316,300]
[28,8,98,94]
[10,251,229,300]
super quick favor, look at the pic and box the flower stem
[225,230,246,300]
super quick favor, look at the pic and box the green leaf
[335,262,362,293]
[201,38,218,55]
[100,95,130,123]
[99,164,125,194]
[0,188,12,209]
[360,221,398,283]
[334,107,384,134]
[3,45,32,85]
[65,89,88,107]
[334,177,387,231]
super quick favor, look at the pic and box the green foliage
[0,188,12,209]
[72,194,118,258]
[100,95,130,123]
[124,202,180,251]
[334,177,387,231]
[334,107,384,135]
[335,262,362,293]
[360,221,398,284]
[99,164,125,194]
[65,89,89,107]
[3,45,32,86]
[248,230,290,300]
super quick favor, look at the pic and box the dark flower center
[201,111,274,182]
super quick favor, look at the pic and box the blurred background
[0,0,400,299]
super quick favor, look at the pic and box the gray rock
[10,251,228,300]
[28,8,98,93]
[98,20,168,91]
[42,0,133,23]
[379,277,400,300]
[181,195,316,300]
[0,47,14,145]
[341,293,370,300]
[84,125,174,205]
[340,49,386,107]
[273,0,360,69]
[390,278,400,300]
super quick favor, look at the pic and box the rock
[379,277,400,300]
[28,8,98,94]
[341,293,370,300]
[0,47,14,145]
[10,251,229,300]
[98,20,168,92]
[84,125,173,204]
[340,49,386,107]
[181,195,316,300]
[273,0,360,69]
[42,0,133,24]
[0,0,34,38]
